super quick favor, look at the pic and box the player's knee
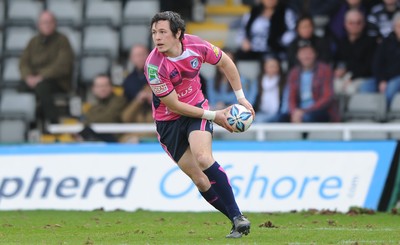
[194,152,213,169]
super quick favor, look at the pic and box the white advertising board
[0,142,396,212]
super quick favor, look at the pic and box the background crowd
[0,0,400,143]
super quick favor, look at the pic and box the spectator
[280,41,338,123]
[288,0,340,17]
[334,9,377,96]
[122,44,149,102]
[207,50,257,110]
[329,0,368,42]
[365,13,400,105]
[287,15,333,69]
[367,0,400,39]
[79,74,127,142]
[19,11,74,124]
[120,85,155,143]
[254,56,286,122]
[235,0,297,61]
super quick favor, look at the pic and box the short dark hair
[93,73,112,86]
[151,11,186,41]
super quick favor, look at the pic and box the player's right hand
[214,107,234,133]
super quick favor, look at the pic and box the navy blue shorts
[156,106,213,163]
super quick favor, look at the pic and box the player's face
[151,20,180,55]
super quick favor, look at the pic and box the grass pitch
[0,209,399,244]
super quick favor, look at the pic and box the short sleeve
[203,41,222,65]
[146,63,174,97]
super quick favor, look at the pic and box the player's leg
[177,147,229,219]
[188,130,250,236]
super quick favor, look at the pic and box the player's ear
[176,29,181,40]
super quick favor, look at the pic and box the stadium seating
[2,57,21,88]
[0,92,36,123]
[387,93,400,121]
[47,0,83,27]
[0,1,4,28]
[80,55,111,84]
[58,26,82,57]
[123,0,159,24]
[236,60,260,82]
[83,25,119,58]
[200,63,217,81]
[6,0,43,27]
[0,119,27,143]
[85,0,122,27]
[343,93,387,122]
[0,32,3,58]
[224,28,240,50]
[121,24,150,52]
[4,26,36,56]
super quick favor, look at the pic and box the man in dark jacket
[371,12,400,105]
[19,11,74,124]
[334,9,377,96]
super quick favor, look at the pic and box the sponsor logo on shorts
[151,84,168,95]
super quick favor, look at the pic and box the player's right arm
[159,90,234,132]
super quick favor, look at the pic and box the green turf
[0,209,399,244]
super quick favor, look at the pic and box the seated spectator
[329,0,368,42]
[288,0,340,17]
[287,15,333,69]
[279,41,338,123]
[79,74,127,142]
[363,13,400,105]
[254,56,287,123]
[367,0,400,39]
[123,44,149,102]
[19,11,74,124]
[334,9,377,96]
[207,50,257,109]
[235,0,296,62]
[120,85,155,143]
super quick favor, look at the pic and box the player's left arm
[215,51,255,117]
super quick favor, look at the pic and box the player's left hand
[238,97,255,119]
[215,107,235,133]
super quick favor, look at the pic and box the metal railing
[47,122,400,141]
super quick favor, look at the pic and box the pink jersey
[144,34,222,121]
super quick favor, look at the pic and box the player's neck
[165,41,183,58]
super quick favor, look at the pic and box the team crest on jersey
[212,45,219,58]
[148,64,160,84]
[190,58,199,69]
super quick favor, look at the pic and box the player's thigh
[188,130,214,170]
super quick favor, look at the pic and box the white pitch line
[268,227,398,232]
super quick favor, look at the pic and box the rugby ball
[226,104,253,133]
